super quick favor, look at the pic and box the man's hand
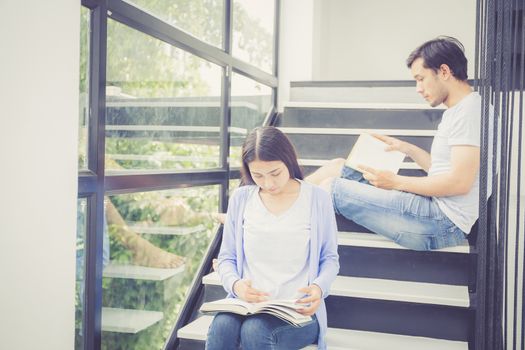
[359,165,399,190]
[233,279,269,303]
[296,284,322,316]
[373,134,408,154]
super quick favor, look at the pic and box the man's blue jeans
[205,312,319,350]
[332,166,467,251]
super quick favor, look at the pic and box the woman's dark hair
[406,36,468,81]
[240,126,303,185]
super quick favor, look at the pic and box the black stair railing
[475,0,524,349]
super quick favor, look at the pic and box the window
[128,0,224,47]
[106,19,223,171]
[229,72,272,167]
[101,187,219,349]
[232,0,276,73]
[78,0,278,348]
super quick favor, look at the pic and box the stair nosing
[202,272,470,307]
[337,231,471,253]
[283,101,446,110]
[177,315,469,349]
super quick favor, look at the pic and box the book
[199,298,312,327]
[345,133,405,174]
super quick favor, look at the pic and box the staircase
[175,82,477,349]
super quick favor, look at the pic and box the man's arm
[403,143,432,172]
[361,145,480,197]
[373,134,431,172]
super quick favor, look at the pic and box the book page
[345,133,405,173]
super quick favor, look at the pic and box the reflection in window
[229,72,272,167]
[232,0,275,73]
[101,186,219,349]
[75,198,87,350]
[129,0,223,47]
[106,19,223,171]
[78,6,90,170]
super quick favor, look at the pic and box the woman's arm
[312,190,340,298]
[216,192,242,295]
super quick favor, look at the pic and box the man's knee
[320,177,336,193]
[330,158,346,168]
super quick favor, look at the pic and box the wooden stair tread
[202,272,469,307]
[103,262,185,281]
[178,316,468,349]
[101,307,163,334]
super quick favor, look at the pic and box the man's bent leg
[331,178,466,250]
[305,158,346,185]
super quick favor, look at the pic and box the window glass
[232,0,275,73]
[106,19,223,171]
[101,186,219,349]
[129,0,223,47]
[229,72,272,168]
[75,198,88,350]
[79,6,90,170]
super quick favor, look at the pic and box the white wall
[278,0,477,108]
[313,0,477,80]
[0,1,79,349]
[278,0,315,110]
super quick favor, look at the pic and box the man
[306,36,487,251]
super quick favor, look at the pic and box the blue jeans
[331,166,467,251]
[205,312,319,350]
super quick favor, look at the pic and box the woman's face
[248,160,291,195]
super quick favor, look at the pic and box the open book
[199,298,312,327]
[345,133,405,174]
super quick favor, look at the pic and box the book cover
[345,133,405,174]
[199,298,312,327]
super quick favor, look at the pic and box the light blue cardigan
[217,182,340,350]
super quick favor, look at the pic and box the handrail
[163,225,224,350]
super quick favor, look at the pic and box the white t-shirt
[429,92,492,233]
[242,181,312,300]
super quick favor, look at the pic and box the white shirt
[242,181,312,299]
[429,92,492,233]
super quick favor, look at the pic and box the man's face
[411,58,448,107]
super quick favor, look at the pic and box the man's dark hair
[241,126,303,185]
[406,36,468,81]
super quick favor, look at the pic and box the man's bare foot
[106,198,186,269]
[132,238,186,269]
[212,258,218,271]
[213,213,226,224]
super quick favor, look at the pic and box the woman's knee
[206,313,242,349]
[240,316,275,349]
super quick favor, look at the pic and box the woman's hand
[296,284,322,316]
[372,134,408,154]
[233,279,269,303]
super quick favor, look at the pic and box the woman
[206,126,339,350]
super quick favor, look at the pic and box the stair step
[202,272,469,307]
[101,307,163,334]
[299,159,422,170]
[103,262,185,281]
[338,231,470,254]
[177,315,468,350]
[125,223,206,235]
[284,101,445,110]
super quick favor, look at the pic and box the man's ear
[439,64,453,80]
